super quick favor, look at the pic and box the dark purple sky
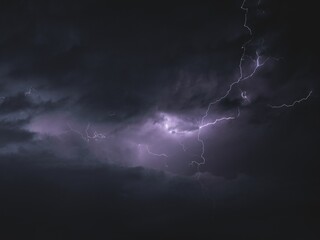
[0,0,319,239]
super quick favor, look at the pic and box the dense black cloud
[0,119,34,146]
[0,153,318,239]
[0,93,33,113]
[0,0,319,239]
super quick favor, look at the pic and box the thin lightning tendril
[241,0,252,35]
[178,141,187,152]
[268,91,312,109]
[145,145,168,158]
[199,108,241,129]
[138,144,169,167]
[138,144,168,158]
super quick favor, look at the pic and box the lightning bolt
[190,1,311,172]
[192,0,265,170]
[200,4,270,133]
[268,90,312,109]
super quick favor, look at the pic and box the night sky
[0,0,319,239]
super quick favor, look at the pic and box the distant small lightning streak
[25,87,35,96]
[67,123,88,142]
[68,123,107,142]
[145,145,168,158]
[178,141,187,152]
[139,144,169,167]
[138,144,168,158]
[85,123,107,141]
[268,91,312,109]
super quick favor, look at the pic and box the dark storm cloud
[0,150,317,239]
[0,90,69,118]
[0,0,250,121]
[0,0,318,172]
[0,119,34,146]
[0,93,32,113]
[0,0,319,238]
